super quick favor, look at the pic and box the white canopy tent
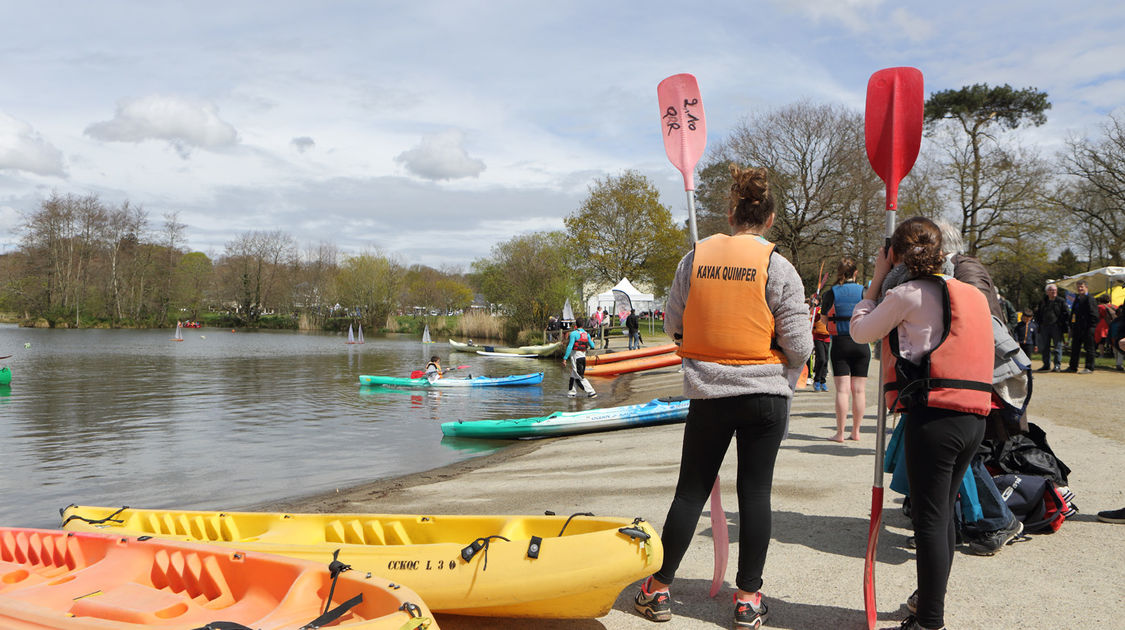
[586,278,657,318]
[1052,266,1125,296]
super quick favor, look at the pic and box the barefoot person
[850,217,994,630]
[819,257,869,441]
[634,165,810,628]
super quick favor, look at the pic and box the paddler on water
[848,216,994,630]
[423,355,442,383]
[634,165,811,628]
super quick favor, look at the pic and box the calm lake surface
[0,324,599,528]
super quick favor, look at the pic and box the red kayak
[585,343,677,366]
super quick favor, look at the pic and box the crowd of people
[623,162,1117,630]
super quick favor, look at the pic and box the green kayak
[0,366,10,386]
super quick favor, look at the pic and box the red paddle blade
[864,67,924,211]
[863,485,885,630]
[658,73,707,191]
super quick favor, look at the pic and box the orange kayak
[585,352,681,376]
[0,528,436,629]
[585,343,678,366]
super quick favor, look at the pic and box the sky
[1,0,1124,269]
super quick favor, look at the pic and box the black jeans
[655,394,788,593]
[812,338,829,383]
[904,407,985,629]
[1068,325,1096,370]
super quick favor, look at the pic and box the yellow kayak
[0,527,436,629]
[61,506,662,619]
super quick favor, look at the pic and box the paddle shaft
[686,190,699,243]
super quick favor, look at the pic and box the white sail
[562,298,574,321]
[346,324,355,344]
[172,321,184,342]
[357,324,365,344]
[422,324,432,344]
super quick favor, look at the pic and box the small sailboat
[422,324,433,344]
[346,323,358,344]
[171,321,184,342]
[357,323,365,344]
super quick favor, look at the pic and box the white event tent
[586,278,656,317]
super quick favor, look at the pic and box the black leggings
[904,407,985,629]
[813,338,829,383]
[655,394,788,593]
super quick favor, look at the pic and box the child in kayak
[424,356,442,383]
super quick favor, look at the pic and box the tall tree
[923,84,1050,256]
[1053,113,1125,265]
[332,251,404,327]
[471,231,571,334]
[564,170,687,296]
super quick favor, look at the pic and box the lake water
[0,324,599,528]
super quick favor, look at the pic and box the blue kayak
[359,372,544,388]
[442,397,689,439]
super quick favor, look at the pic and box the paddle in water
[409,365,470,379]
[658,72,726,597]
[862,66,924,630]
[658,73,707,243]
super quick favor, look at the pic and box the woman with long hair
[850,216,994,630]
[633,165,811,628]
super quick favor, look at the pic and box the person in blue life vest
[634,165,811,629]
[850,216,994,630]
[819,257,870,442]
[561,317,597,398]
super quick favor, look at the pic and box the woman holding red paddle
[850,217,993,630]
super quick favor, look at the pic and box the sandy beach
[268,338,1125,629]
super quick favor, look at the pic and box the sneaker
[821,383,829,392]
[1036,365,1051,372]
[906,589,918,613]
[733,592,768,629]
[968,518,1023,556]
[1064,367,1078,373]
[567,390,576,398]
[588,392,598,398]
[1051,366,1061,372]
[1097,507,1125,523]
[634,580,671,622]
[1078,368,1093,374]
[1116,366,1124,371]
[889,615,945,629]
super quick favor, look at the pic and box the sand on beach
[267,340,1125,630]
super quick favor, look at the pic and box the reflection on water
[0,324,597,528]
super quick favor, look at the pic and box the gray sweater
[664,247,813,399]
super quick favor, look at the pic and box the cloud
[890,8,934,42]
[773,0,885,31]
[395,129,486,181]
[291,136,315,153]
[0,113,66,176]
[85,95,238,158]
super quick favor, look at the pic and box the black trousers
[904,407,985,629]
[655,394,788,593]
[1068,326,1096,370]
[812,338,829,383]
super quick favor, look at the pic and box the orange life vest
[678,234,785,365]
[881,275,993,416]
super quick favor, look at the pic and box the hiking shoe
[906,589,918,613]
[1078,368,1093,374]
[968,518,1023,556]
[634,582,671,622]
[1097,507,1125,523]
[733,593,768,628]
[567,390,576,398]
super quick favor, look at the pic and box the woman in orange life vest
[819,258,871,442]
[849,217,993,630]
[633,166,811,628]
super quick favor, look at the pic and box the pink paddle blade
[658,73,707,191]
[864,67,924,211]
[863,485,885,629]
[709,476,728,597]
